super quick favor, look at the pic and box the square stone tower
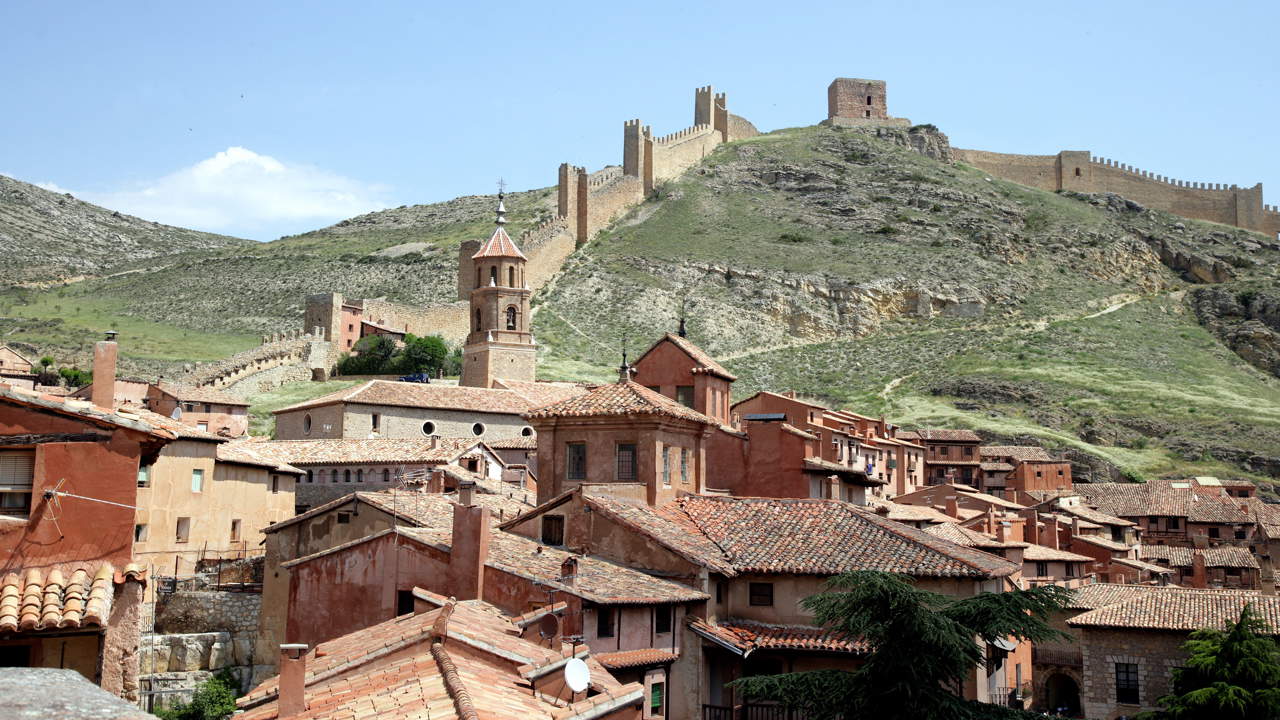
[828,78,889,121]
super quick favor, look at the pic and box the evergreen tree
[729,571,1072,720]
[1143,604,1280,720]
[395,334,449,375]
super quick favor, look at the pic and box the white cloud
[35,180,73,193]
[77,147,389,239]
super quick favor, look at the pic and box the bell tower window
[489,266,497,285]
[506,306,517,331]
[474,309,482,332]
[508,267,515,287]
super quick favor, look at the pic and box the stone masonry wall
[955,147,1277,237]
[141,590,264,710]
[1078,627,1185,720]
[180,335,331,397]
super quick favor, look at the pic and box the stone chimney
[90,332,118,410]
[944,495,959,519]
[449,481,490,601]
[1044,516,1061,549]
[278,644,309,718]
[1191,550,1208,588]
[995,521,1011,543]
[1072,517,1083,537]
[560,555,579,587]
[1259,555,1276,596]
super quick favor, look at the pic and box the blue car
[398,372,432,383]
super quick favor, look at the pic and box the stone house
[979,446,1072,498]
[0,345,36,390]
[1066,587,1280,719]
[237,436,514,512]
[1074,478,1260,547]
[143,382,250,438]
[503,488,1029,717]
[237,595,646,720]
[272,378,582,443]
[897,428,984,486]
[1138,545,1262,589]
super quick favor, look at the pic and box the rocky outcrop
[1191,286,1280,377]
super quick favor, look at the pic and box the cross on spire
[495,178,507,226]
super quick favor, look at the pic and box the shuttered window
[0,451,35,517]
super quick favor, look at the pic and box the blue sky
[3,1,1276,241]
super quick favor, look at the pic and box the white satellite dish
[564,657,591,693]
[992,637,1018,652]
[170,407,182,420]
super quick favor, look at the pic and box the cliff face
[1192,285,1280,378]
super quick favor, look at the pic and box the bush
[1024,210,1050,233]
[873,225,899,235]
[337,334,452,377]
[779,232,811,244]
[155,669,238,720]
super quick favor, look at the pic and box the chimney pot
[91,338,118,411]
[560,555,579,586]
[278,643,309,718]
[458,480,475,507]
[449,489,490,601]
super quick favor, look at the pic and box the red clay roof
[689,618,869,655]
[593,648,680,670]
[0,383,174,439]
[0,565,118,633]
[911,428,983,442]
[637,333,736,381]
[154,380,250,406]
[471,225,527,260]
[1067,590,1280,633]
[1074,479,1255,523]
[979,446,1052,462]
[925,522,1027,550]
[524,381,718,425]
[1139,545,1259,569]
[275,379,539,415]
[236,437,484,466]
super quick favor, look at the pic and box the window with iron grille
[655,605,673,634]
[541,515,565,546]
[1115,662,1139,704]
[661,446,671,486]
[680,448,690,484]
[616,444,636,482]
[749,582,774,606]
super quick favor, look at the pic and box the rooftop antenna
[677,296,688,338]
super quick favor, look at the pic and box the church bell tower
[459,192,536,388]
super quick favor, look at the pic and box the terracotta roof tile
[471,225,527,260]
[491,379,589,409]
[638,333,736,381]
[578,492,736,576]
[1139,545,1259,569]
[592,648,679,670]
[802,457,884,485]
[678,496,1019,578]
[1020,543,1094,562]
[275,380,538,415]
[1074,479,1255,524]
[267,488,528,535]
[524,381,718,425]
[689,618,869,655]
[866,500,955,525]
[215,442,303,474]
[1057,503,1135,527]
[911,428,983,442]
[154,380,250,406]
[483,435,538,450]
[235,437,484,466]
[925,522,1027,550]
[979,446,1052,462]
[0,565,114,633]
[0,384,174,439]
[980,462,1015,472]
[1068,590,1280,633]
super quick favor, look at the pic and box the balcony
[1032,646,1083,667]
[704,704,806,720]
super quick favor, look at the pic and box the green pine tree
[729,571,1072,720]
[1142,604,1280,720]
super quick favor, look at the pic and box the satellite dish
[538,613,560,641]
[992,637,1018,652]
[564,657,590,693]
[170,407,182,419]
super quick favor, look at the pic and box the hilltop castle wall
[954,149,1276,238]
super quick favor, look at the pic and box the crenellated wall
[955,147,1276,237]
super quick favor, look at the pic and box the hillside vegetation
[6,124,1280,493]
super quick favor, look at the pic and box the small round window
[422,421,436,436]
[472,422,485,436]
[303,414,312,435]
[520,426,534,437]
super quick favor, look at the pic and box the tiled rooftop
[214,442,303,474]
[1139,545,1259,569]
[909,428,983,442]
[925,522,1027,550]
[980,446,1052,462]
[491,379,589,409]
[641,333,736,381]
[0,565,116,633]
[802,457,883,485]
[1065,582,1258,611]
[591,648,680,670]
[483,434,539,450]
[0,383,173,439]
[239,599,642,720]
[471,224,527,260]
[524,381,718,425]
[1,668,157,719]
[154,380,250,406]
[235,437,483,466]
[688,618,869,655]
[1056,503,1135,527]
[1020,543,1094,563]
[577,492,736,576]
[1067,589,1280,633]
[267,488,528,535]
[678,496,1019,578]
[275,379,540,415]
[1074,479,1255,524]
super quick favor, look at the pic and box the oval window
[472,422,485,436]
[520,426,534,437]
[422,421,436,436]
[303,414,312,435]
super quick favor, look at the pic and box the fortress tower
[459,194,537,388]
[826,78,909,127]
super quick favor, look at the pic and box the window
[675,386,694,408]
[476,267,481,288]
[397,589,415,616]
[1066,562,1077,578]
[371,413,380,432]
[508,267,515,287]
[1036,562,1049,577]
[422,421,436,436]
[567,443,587,481]
[866,95,873,105]
[680,448,689,484]
[521,426,534,437]
[382,468,390,483]
[1168,517,1181,530]
[541,515,565,546]
[1111,526,1125,543]
[271,475,280,494]
[749,582,774,606]
[616,444,637,482]
[505,306,517,331]
[356,470,364,483]
[963,446,973,457]
[344,469,351,483]
[649,681,665,717]
[196,421,209,432]
[134,524,148,542]
[864,109,871,118]
[337,511,352,524]
[471,422,485,436]
[175,517,191,543]
[1036,470,1043,478]
[716,581,726,604]
[1208,527,1220,539]
[474,309,481,332]
[1115,662,1139,704]
[596,607,615,638]
[230,519,241,542]
[1075,167,1082,177]
[1235,528,1247,540]
[303,414,312,435]
[655,605,673,634]
[191,468,204,493]
[1226,567,1241,577]
[137,464,152,488]
[661,446,671,487]
[489,266,497,284]
[940,446,950,457]
[305,470,313,484]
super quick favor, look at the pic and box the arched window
[344,469,351,483]
[356,469,364,483]
[306,470,313,484]
[506,306,517,331]
[382,468,390,483]
[508,266,515,287]
[489,266,497,285]
[866,95,873,105]
[474,309,482,332]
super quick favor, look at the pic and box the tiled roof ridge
[843,500,1020,577]
[273,379,375,413]
[587,494,734,574]
[658,333,736,380]
[472,224,528,260]
[429,600,481,720]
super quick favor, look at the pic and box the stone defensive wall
[954,147,1279,238]
[179,333,330,397]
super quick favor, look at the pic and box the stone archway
[1043,671,1081,717]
